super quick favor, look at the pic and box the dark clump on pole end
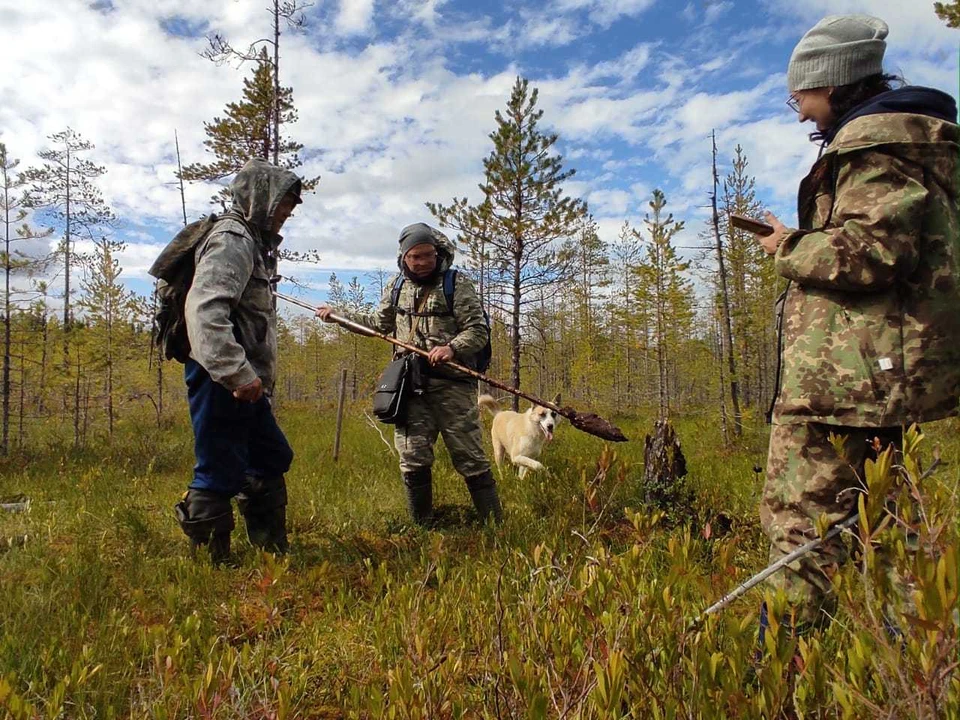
[562,408,628,442]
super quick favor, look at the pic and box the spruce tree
[428,77,586,409]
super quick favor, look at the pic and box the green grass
[0,404,956,718]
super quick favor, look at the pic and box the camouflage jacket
[771,106,960,426]
[340,227,488,383]
[185,159,302,392]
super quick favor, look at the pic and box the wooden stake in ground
[274,290,628,442]
[333,368,347,461]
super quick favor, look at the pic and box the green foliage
[429,76,587,408]
[934,0,960,27]
[180,48,317,207]
[633,189,693,419]
[20,128,114,332]
[0,409,954,717]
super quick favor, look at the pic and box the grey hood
[229,158,302,245]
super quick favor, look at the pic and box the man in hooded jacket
[754,15,960,632]
[316,223,502,527]
[175,158,303,563]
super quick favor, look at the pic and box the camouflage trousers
[395,379,490,477]
[760,422,902,629]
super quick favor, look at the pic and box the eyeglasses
[406,251,437,262]
[786,95,800,114]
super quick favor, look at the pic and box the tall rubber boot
[174,488,234,565]
[402,468,433,527]
[465,469,503,525]
[236,475,289,554]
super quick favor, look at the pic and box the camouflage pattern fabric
[336,224,492,478]
[395,379,490,477]
[185,159,302,392]
[341,227,489,383]
[761,422,902,628]
[771,112,960,426]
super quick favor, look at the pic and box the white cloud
[553,0,658,26]
[704,1,732,24]
[588,188,632,216]
[3,0,954,302]
[517,14,581,47]
[336,0,376,35]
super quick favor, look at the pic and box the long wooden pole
[274,291,565,415]
[273,291,628,442]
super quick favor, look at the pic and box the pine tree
[609,221,644,406]
[0,143,50,454]
[181,48,316,206]
[934,0,960,27]
[202,1,313,167]
[78,236,135,439]
[428,77,586,409]
[633,189,692,419]
[709,131,742,439]
[21,128,114,368]
[571,214,609,336]
[719,145,780,414]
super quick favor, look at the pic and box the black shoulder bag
[372,287,428,424]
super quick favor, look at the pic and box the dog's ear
[552,392,562,406]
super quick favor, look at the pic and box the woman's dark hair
[810,72,905,143]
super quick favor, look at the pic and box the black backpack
[147,214,223,363]
[390,268,492,373]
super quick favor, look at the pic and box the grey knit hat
[398,222,437,258]
[787,15,888,92]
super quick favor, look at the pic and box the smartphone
[729,213,774,237]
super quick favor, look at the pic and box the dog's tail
[477,394,501,416]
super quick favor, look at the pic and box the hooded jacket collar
[824,85,958,144]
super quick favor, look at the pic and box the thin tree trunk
[717,314,729,445]
[17,335,24,448]
[710,131,742,437]
[38,308,47,413]
[175,130,188,226]
[106,314,113,439]
[63,144,71,370]
[2,164,10,455]
[511,243,521,411]
[73,348,81,448]
[82,377,90,447]
[273,0,281,166]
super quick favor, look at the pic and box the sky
[0,0,957,308]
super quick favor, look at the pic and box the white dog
[478,393,561,478]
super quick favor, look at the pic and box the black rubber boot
[174,488,235,565]
[465,469,503,525]
[402,468,434,527]
[236,475,289,554]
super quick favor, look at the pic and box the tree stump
[641,419,690,513]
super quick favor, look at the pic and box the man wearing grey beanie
[315,223,501,527]
[747,15,960,642]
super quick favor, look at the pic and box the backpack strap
[442,269,457,315]
[391,276,405,311]
[393,269,457,318]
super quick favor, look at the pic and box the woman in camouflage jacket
[756,14,959,632]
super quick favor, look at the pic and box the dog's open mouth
[542,425,554,442]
